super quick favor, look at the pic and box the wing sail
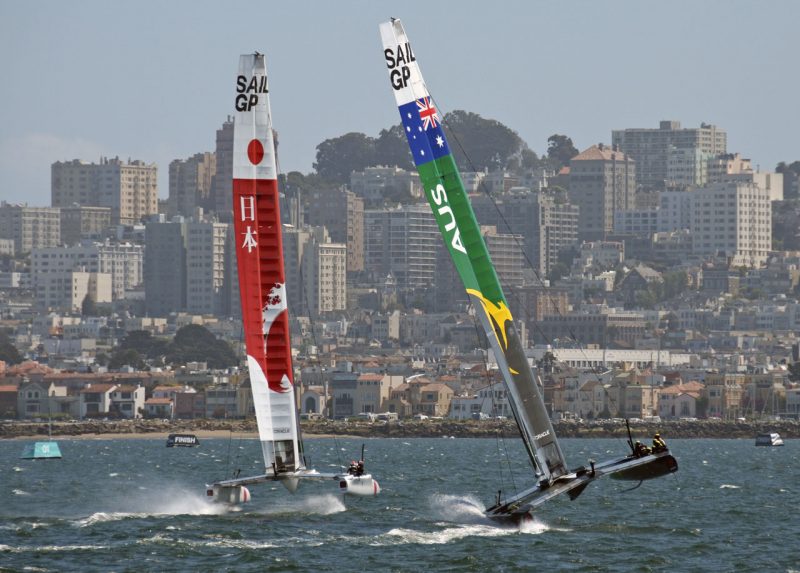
[379,19,568,482]
[231,53,301,473]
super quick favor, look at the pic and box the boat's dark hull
[485,451,678,521]
[609,452,678,481]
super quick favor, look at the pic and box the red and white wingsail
[208,53,380,503]
[231,53,300,474]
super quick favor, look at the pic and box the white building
[690,181,771,267]
[449,381,512,420]
[303,240,347,316]
[31,241,144,300]
[350,166,422,202]
[35,270,112,313]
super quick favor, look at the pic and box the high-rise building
[364,204,438,291]
[144,217,231,317]
[31,241,143,300]
[482,226,526,288]
[612,121,726,190]
[168,152,217,217]
[144,218,186,316]
[209,118,234,221]
[568,145,636,242]
[185,221,229,316]
[51,157,158,225]
[35,270,112,313]
[471,188,578,279]
[0,203,61,255]
[691,181,771,267]
[281,225,315,315]
[60,205,111,245]
[303,240,347,316]
[305,187,365,272]
[350,166,422,204]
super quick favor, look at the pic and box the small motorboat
[755,432,784,447]
[166,434,199,447]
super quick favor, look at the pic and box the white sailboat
[207,53,380,504]
[379,18,677,521]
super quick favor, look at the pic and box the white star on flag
[436,135,445,148]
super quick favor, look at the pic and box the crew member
[652,433,667,452]
[356,460,365,476]
[347,460,358,475]
[633,440,650,457]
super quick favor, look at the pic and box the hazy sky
[1,0,798,206]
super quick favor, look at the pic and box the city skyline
[1,0,798,206]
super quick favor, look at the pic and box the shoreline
[2,418,799,441]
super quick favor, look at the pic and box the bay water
[1,436,798,572]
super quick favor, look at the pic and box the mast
[379,19,569,482]
[231,53,302,474]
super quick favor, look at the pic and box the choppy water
[1,435,798,572]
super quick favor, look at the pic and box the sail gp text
[384,42,416,90]
[235,75,269,111]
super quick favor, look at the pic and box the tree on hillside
[374,125,414,170]
[443,110,527,172]
[776,161,800,201]
[313,132,376,183]
[546,134,579,169]
[108,348,145,371]
[164,324,238,369]
[118,330,169,360]
[0,330,22,365]
[81,293,97,317]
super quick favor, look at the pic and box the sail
[231,53,301,474]
[379,20,568,482]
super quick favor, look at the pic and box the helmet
[635,441,641,445]
[654,433,660,437]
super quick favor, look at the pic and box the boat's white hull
[338,474,381,496]
[208,470,380,504]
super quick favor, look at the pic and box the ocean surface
[1,435,798,572]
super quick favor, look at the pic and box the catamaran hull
[339,475,381,496]
[609,453,678,481]
[485,451,679,521]
[208,484,251,504]
[207,470,380,504]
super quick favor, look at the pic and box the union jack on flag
[398,96,450,167]
[417,97,439,130]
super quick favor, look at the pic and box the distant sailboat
[379,19,677,521]
[207,53,380,504]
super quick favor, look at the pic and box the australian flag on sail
[398,96,451,167]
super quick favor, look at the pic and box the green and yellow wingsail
[379,19,568,483]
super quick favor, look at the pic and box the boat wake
[379,524,511,545]
[427,493,555,535]
[428,493,487,523]
[73,487,229,526]
[259,493,347,517]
